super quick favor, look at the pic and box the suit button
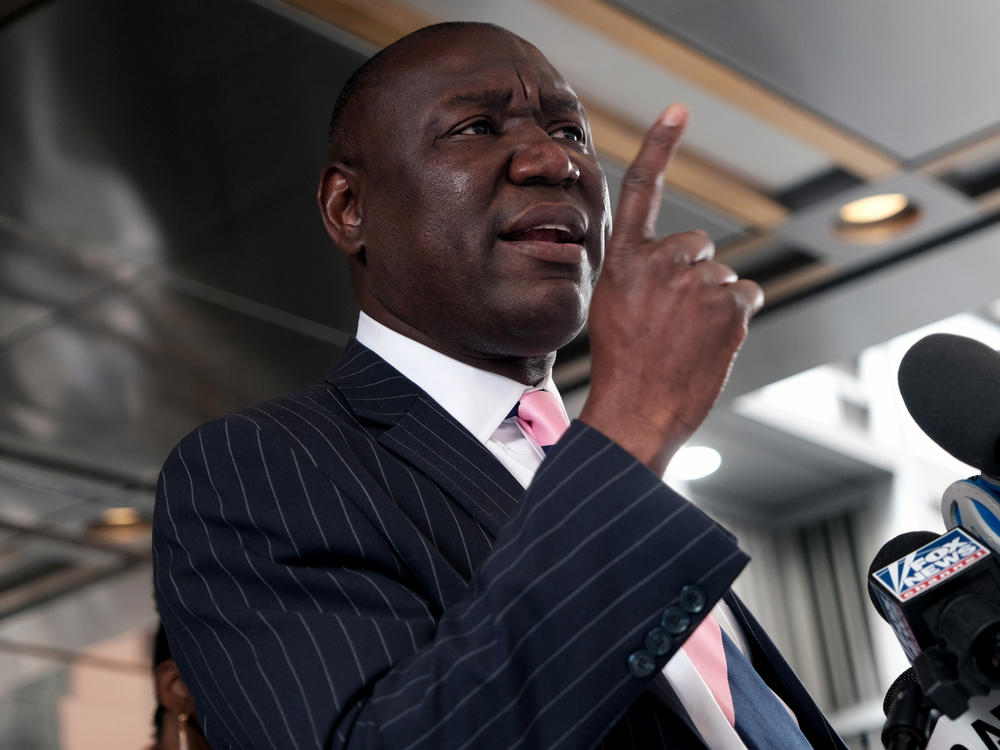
[679,585,706,613]
[628,650,656,678]
[661,606,690,634]
[645,627,673,656]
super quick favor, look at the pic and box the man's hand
[579,104,764,476]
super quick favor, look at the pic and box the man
[153,21,848,749]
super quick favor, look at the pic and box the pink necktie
[682,616,736,726]
[515,390,569,449]
[683,617,813,748]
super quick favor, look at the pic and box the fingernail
[660,104,687,127]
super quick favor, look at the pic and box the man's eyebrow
[546,91,586,115]
[442,88,584,115]
[443,89,513,108]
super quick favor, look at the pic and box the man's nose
[507,131,582,187]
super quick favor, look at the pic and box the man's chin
[496,307,588,358]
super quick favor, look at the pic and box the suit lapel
[329,340,524,538]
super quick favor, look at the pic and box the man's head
[318,23,610,379]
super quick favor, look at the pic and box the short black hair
[326,21,508,159]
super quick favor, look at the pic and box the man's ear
[154,659,196,717]
[318,161,364,257]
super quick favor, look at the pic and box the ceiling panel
[0,457,153,530]
[0,0,366,270]
[0,235,123,342]
[687,410,891,527]
[775,172,978,268]
[166,191,362,336]
[727,220,1000,398]
[616,0,1000,161]
[0,275,343,482]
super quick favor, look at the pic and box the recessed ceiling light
[102,507,140,526]
[838,193,911,225]
[835,193,919,243]
[666,446,721,481]
[87,507,151,544]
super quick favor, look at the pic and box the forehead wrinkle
[515,68,529,100]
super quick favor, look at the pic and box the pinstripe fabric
[153,340,848,750]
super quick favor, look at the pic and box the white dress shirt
[356,312,566,488]
[355,312,787,749]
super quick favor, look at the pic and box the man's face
[351,27,611,362]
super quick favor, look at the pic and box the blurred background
[3,0,1000,746]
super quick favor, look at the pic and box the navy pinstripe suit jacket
[153,340,848,749]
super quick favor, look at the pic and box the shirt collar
[355,312,564,444]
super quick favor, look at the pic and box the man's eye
[552,124,585,143]
[456,120,496,136]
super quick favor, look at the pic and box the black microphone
[869,536,940,749]
[897,332,1000,561]
[882,668,937,750]
[869,530,1000,722]
[868,532,941,623]
[897,333,1000,477]
[876,334,1000,746]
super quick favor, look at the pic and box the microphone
[869,533,941,606]
[882,669,936,750]
[868,531,940,634]
[898,333,1000,555]
[869,529,1000,716]
[870,334,1000,746]
[869,534,1000,749]
[897,333,1000,477]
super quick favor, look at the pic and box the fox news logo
[873,528,989,602]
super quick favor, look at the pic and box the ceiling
[2,0,1000,744]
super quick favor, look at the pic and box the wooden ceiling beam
[540,0,899,181]
[917,128,1000,177]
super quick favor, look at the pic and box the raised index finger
[613,103,688,246]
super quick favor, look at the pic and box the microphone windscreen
[897,333,1000,477]
[867,531,939,619]
[882,667,920,716]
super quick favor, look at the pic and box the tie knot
[515,390,569,448]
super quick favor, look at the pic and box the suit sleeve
[153,414,748,750]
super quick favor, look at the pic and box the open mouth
[498,205,589,263]
[500,224,582,244]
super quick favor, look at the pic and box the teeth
[501,222,581,243]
